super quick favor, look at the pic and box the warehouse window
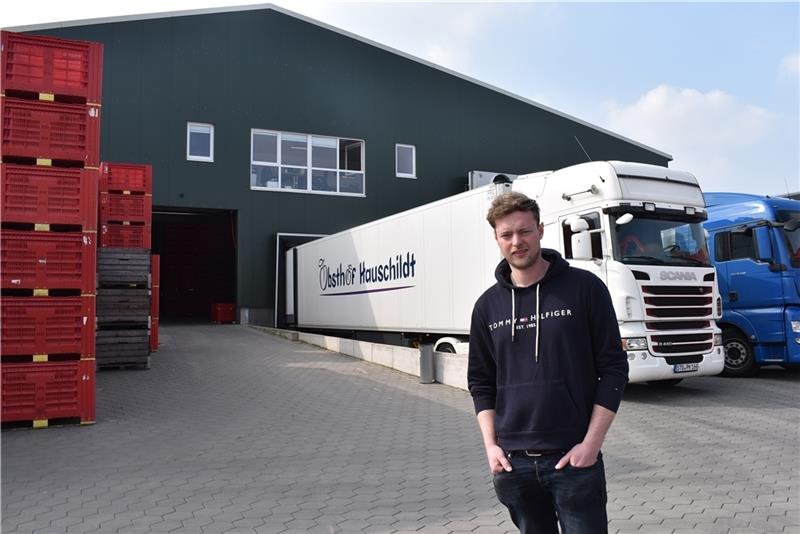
[250,129,365,196]
[395,144,416,179]
[187,122,214,162]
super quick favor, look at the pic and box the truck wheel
[437,343,455,353]
[647,378,683,386]
[722,330,758,377]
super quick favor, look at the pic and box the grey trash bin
[419,343,435,384]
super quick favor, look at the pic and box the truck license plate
[673,363,699,373]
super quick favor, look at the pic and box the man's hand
[556,404,617,470]
[486,444,513,474]
[555,441,600,470]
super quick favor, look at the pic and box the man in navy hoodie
[468,191,628,534]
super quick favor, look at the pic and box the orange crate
[1,359,95,424]
[211,303,236,323]
[1,30,103,103]
[100,223,151,249]
[1,296,95,358]
[150,317,159,352]
[1,230,96,293]
[99,192,152,224]
[1,164,98,229]
[1,97,100,166]
[100,162,152,194]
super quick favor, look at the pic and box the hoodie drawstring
[511,284,541,363]
[535,284,540,363]
[511,288,516,342]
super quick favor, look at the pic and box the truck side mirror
[615,213,634,226]
[753,226,773,262]
[567,218,592,260]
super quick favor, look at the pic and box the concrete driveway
[2,324,798,533]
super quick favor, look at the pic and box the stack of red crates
[0,31,103,427]
[98,162,152,248]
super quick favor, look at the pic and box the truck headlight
[791,321,800,333]
[714,333,722,346]
[622,337,648,351]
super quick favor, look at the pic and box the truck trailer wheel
[437,343,455,354]
[722,330,758,377]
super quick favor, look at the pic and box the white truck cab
[513,161,725,383]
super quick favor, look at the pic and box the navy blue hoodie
[468,249,628,451]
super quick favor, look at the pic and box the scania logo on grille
[659,271,697,281]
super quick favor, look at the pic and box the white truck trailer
[286,161,725,383]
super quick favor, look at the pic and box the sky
[3,1,798,196]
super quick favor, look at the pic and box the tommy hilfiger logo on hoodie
[487,308,574,332]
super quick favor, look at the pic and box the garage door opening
[152,208,236,322]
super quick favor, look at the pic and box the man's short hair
[486,191,540,228]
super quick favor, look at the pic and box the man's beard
[507,249,540,270]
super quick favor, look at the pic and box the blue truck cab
[703,193,800,376]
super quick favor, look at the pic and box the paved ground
[2,324,798,534]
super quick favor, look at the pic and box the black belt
[507,449,566,457]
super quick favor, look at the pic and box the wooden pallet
[97,288,150,324]
[1,417,93,430]
[96,329,150,361]
[97,248,151,287]
[96,355,150,370]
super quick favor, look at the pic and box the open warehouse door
[152,208,237,322]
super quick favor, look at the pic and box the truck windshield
[777,210,800,267]
[611,215,710,266]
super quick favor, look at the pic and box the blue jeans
[493,451,608,534]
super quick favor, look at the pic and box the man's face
[494,210,544,271]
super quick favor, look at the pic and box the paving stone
[2,325,797,534]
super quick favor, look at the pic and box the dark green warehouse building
[20,4,671,325]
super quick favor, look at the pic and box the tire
[721,330,758,377]
[437,343,456,354]
[647,378,683,386]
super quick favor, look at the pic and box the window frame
[395,143,417,179]
[186,121,214,163]
[250,129,365,197]
[715,229,759,262]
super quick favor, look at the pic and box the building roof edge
[6,2,672,161]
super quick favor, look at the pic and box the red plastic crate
[1,97,100,165]
[1,359,95,424]
[151,254,160,288]
[1,230,96,293]
[99,192,152,224]
[1,164,98,229]
[211,303,236,323]
[1,31,103,103]
[100,162,152,194]
[1,296,95,357]
[150,317,159,352]
[99,223,151,249]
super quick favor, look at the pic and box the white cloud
[780,52,800,78]
[602,85,792,194]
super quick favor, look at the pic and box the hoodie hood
[494,248,570,288]
[494,249,570,358]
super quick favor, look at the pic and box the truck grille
[641,284,715,356]
[665,355,704,365]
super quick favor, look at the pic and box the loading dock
[152,208,237,321]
